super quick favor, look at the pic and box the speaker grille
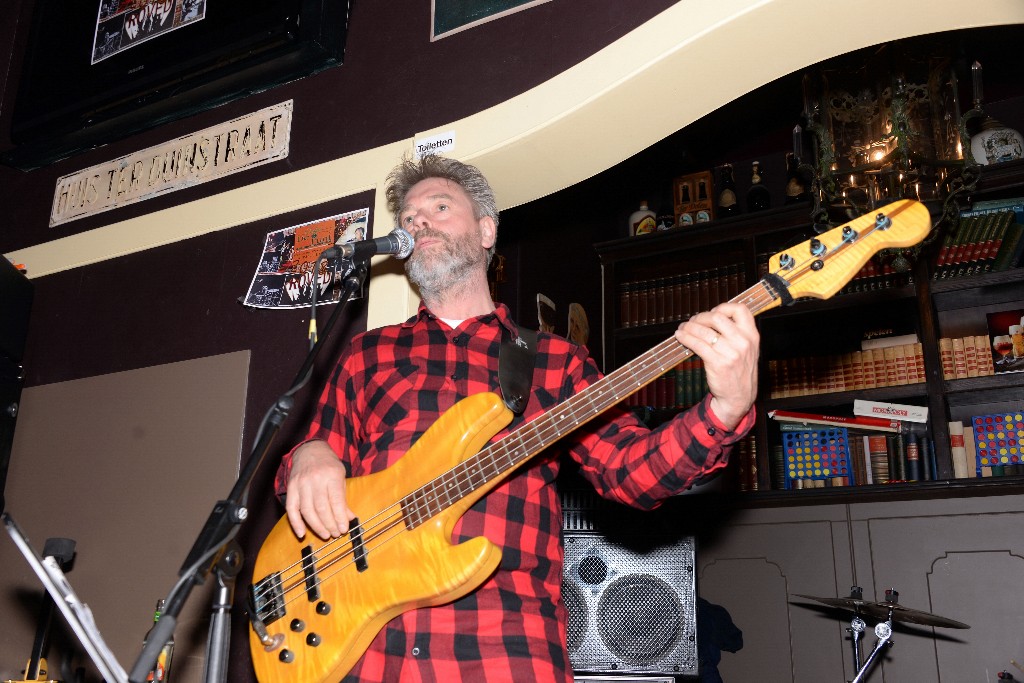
[563,534,697,675]
[598,574,682,665]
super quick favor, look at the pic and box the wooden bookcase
[594,161,1024,504]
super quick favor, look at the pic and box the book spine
[911,342,924,384]
[871,348,887,388]
[868,434,890,484]
[975,335,995,376]
[965,425,982,477]
[860,434,874,484]
[964,335,979,378]
[932,227,956,279]
[939,337,955,380]
[949,421,970,478]
[952,337,968,379]
[884,438,901,481]
[920,435,932,481]
[905,432,921,481]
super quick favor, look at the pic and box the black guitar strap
[498,325,537,415]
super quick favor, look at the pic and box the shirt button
[707,427,717,436]
[411,647,421,657]
[450,373,458,381]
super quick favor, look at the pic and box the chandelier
[795,47,1012,270]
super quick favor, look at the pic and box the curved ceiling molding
[7,0,1023,329]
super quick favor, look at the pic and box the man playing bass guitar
[271,154,760,682]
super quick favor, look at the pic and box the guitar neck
[402,278,782,525]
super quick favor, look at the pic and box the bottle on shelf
[676,182,694,227]
[746,160,772,212]
[716,163,740,218]
[629,200,657,236]
[695,178,712,223]
[784,152,811,204]
[144,599,175,682]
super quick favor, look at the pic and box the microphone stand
[127,257,370,683]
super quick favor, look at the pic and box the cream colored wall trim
[7,0,1023,331]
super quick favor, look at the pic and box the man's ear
[479,215,497,250]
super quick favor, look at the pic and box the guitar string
[255,213,902,615]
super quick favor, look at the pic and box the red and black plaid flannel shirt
[275,302,754,682]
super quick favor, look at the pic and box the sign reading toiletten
[50,100,292,227]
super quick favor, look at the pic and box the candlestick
[972,61,983,109]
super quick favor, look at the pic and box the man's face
[399,177,495,295]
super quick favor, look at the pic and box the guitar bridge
[251,571,285,626]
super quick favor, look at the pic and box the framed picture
[3,0,350,170]
[986,308,1024,373]
[432,0,550,40]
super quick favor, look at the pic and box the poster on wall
[93,0,207,63]
[987,308,1024,374]
[432,0,550,39]
[243,209,369,310]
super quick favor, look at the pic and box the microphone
[328,227,415,260]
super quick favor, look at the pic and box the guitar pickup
[301,545,320,601]
[350,517,368,572]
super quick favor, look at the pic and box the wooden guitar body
[249,392,514,683]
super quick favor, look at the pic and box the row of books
[932,207,1022,280]
[769,429,939,490]
[624,358,708,410]
[938,335,998,380]
[618,264,746,328]
[767,343,925,399]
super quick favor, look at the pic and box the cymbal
[793,594,970,629]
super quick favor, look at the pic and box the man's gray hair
[385,154,499,264]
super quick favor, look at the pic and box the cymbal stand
[850,617,893,683]
[848,614,866,672]
[849,588,898,683]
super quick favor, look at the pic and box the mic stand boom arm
[127,259,370,683]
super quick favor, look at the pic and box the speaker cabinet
[561,492,698,677]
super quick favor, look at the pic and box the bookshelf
[594,161,1024,504]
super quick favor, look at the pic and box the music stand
[3,512,129,683]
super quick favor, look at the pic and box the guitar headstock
[766,199,932,302]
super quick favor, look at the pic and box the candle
[972,61,983,108]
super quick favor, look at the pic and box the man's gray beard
[405,248,482,301]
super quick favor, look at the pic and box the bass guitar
[248,200,932,683]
